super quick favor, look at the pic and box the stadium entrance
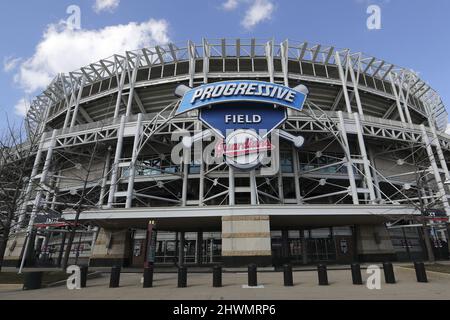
[130,230,222,267]
[270,226,354,266]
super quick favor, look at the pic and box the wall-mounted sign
[175,80,308,171]
[176,80,307,115]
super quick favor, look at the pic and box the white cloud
[14,98,30,117]
[14,19,170,94]
[3,56,22,72]
[93,0,120,13]
[242,0,274,30]
[222,0,239,10]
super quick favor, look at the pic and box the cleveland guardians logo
[175,80,309,170]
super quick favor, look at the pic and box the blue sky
[1,0,449,130]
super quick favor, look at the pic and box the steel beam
[107,116,126,208]
[126,113,143,208]
[337,111,359,204]
[420,125,450,215]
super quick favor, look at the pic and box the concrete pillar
[89,228,130,267]
[356,225,396,262]
[221,215,272,267]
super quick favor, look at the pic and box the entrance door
[202,237,222,264]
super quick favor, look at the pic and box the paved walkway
[1,266,450,300]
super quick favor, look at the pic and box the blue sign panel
[200,102,286,137]
[177,80,307,115]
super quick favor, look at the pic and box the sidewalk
[1,266,450,300]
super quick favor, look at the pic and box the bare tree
[0,116,42,271]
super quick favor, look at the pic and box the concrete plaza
[1,265,450,300]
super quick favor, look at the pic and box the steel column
[98,148,112,207]
[430,124,450,192]
[420,125,450,215]
[126,113,143,208]
[203,39,210,84]
[250,170,258,205]
[389,72,407,123]
[113,66,127,119]
[107,116,126,208]
[354,113,376,203]
[126,55,140,118]
[368,148,382,201]
[17,133,47,227]
[69,78,86,128]
[292,147,302,204]
[347,55,364,116]
[229,167,235,205]
[19,130,58,273]
[337,111,359,204]
[188,41,196,88]
[335,51,353,114]
[265,40,274,83]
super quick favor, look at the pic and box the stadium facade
[4,39,450,269]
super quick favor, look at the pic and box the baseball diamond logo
[174,80,309,170]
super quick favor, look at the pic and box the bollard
[383,262,396,284]
[109,266,121,288]
[248,264,258,287]
[23,272,43,291]
[414,262,428,283]
[351,263,363,285]
[80,266,88,288]
[283,264,294,287]
[143,266,154,288]
[213,265,222,288]
[178,266,187,288]
[317,264,329,286]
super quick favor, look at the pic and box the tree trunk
[0,225,11,272]
[61,229,76,270]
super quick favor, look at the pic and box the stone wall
[221,215,272,267]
